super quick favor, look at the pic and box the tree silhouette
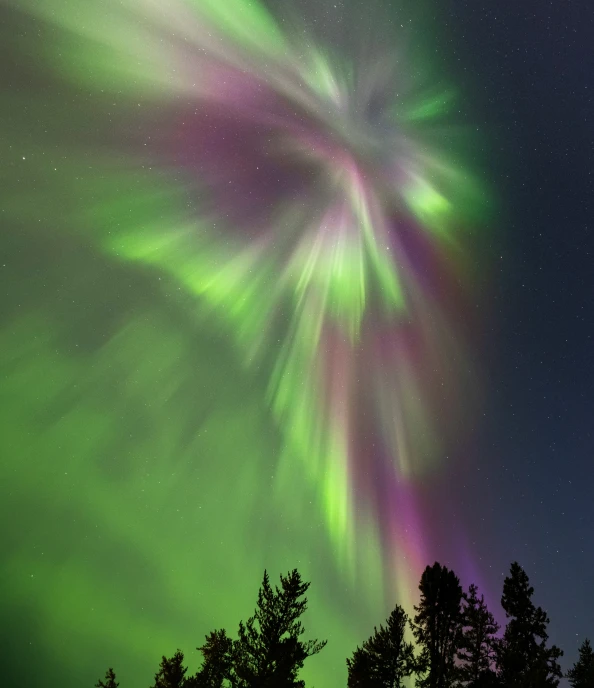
[90,563,580,688]
[96,668,119,688]
[497,562,563,688]
[194,629,236,688]
[567,638,594,688]
[233,569,326,688]
[346,604,416,688]
[457,584,500,687]
[152,649,190,688]
[412,562,463,688]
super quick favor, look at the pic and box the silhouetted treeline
[96,562,594,688]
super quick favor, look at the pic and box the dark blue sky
[443,0,594,669]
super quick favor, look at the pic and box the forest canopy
[95,563,592,688]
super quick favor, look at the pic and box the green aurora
[0,0,489,686]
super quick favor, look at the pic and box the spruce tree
[497,562,563,688]
[152,649,189,688]
[96,668,119,688]
[194,629,236,688]
[412,562,463,688]
[457,584,500,687]
[233,569,326,688]
[567,639,594,688]
[347,604,416,688]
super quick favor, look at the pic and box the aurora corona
[0,0,489,685]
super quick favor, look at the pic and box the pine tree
[347,604,416,688]
[412,562,463,688]
[233,569,326,688]
[152,649,189,688]
[567,639,594,688]
[194,629,236,688]
[497,562,563,688]
[457,584,500,687]
[96,668,119,688]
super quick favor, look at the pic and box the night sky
[444,0,594,655]
[1,1,593,688]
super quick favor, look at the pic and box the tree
[193,629,236,688]
[567,639,594,688]
[96,668,119,688]
[152,649,190,688]
[412,562,463,688]
[497,562,563,688]
[233,569,326,688]
[347,604,416,688]
[457,584,500,687]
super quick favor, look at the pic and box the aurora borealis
[2,0,594,686]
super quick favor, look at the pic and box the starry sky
[0,1,592,688]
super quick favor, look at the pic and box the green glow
[195,0,286,55]
[303,49,345,104]
[398,88,456,122]
[403,177,454,235]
